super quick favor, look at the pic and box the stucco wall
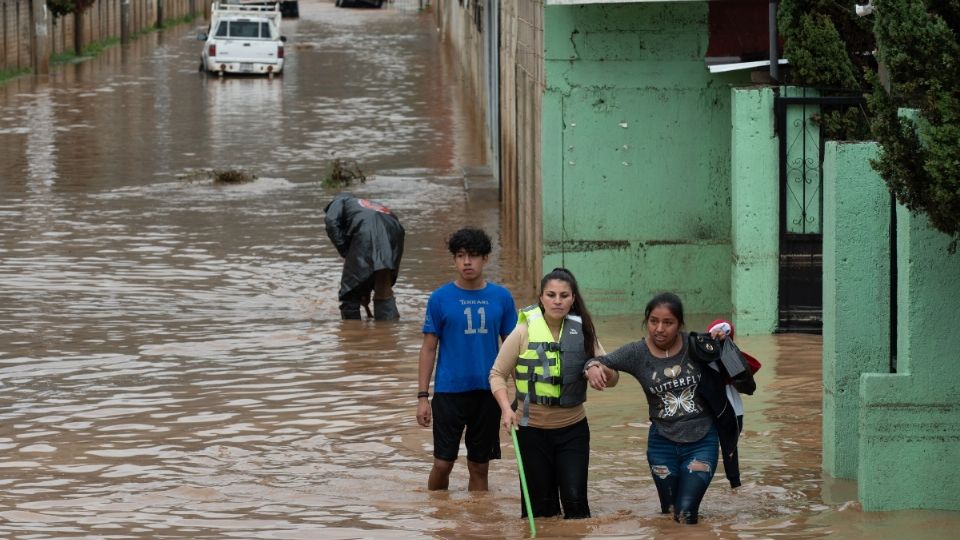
[858,202,960,511]
[540,2,747,315]
[820,141,890,479]
[730,86,778,335]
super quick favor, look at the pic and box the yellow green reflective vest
[514,305,589,425]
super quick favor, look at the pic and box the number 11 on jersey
[464,307,488,334]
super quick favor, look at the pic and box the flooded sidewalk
[1,1,958,538]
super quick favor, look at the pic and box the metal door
[774,92,865,333]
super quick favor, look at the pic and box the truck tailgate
[215,40,279,63]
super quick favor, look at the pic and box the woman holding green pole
[490,268,616,520]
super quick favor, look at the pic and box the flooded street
[0,1,957,538]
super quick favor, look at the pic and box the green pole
[511,426,536,538]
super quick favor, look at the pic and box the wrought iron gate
[774,92,866,333]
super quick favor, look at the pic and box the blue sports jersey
[423,282,518,393]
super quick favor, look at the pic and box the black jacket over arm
[699,359,742,488]
[688,333,743,488]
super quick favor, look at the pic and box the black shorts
[431,390,502,463]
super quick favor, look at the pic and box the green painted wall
[822,140,960,511]
[730,87,779,335]
[541,2,748,315]
[859,202,960,511]
[820,142,890,479]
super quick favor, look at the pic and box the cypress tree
[779,0,960,247]
[870,0,960,249]
[778,0,875,139]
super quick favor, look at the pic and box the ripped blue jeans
[646,423,718,524]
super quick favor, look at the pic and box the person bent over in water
[323,192,404,320]
[416,228,517,490]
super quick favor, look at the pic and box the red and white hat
[707,319,761,374]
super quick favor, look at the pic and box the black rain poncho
[323,193,405,301]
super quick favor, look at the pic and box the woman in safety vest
[489,267,617,519]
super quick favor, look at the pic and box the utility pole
[31,0,50,74]
[769,0,779,82]
[74,8,83,56]
[121,0,131,44]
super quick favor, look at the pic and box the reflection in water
[25,90,58,188]
[205,77,284,168]
[0,3,958,539]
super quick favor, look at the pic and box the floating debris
[212,169,257,184]
[322,158,367,189]
[177,168,258,185]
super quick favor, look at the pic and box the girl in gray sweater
[585,292,723,524]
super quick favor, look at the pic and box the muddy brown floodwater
[1,1,958,538]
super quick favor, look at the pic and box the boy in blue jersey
[416,227,518,491]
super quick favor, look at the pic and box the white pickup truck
[198,1,286,77]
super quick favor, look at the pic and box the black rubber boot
[340,301,362,320]
[373,297,399,320]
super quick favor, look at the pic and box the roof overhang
[707,58,788,74]
[545,0,702,5]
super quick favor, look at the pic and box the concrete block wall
[541,2,749,316]
[0,0,33,70]
[50,11,73,56]
[499,0,543,296]
[1,0,195,74]
[1,0,29,70]
[433,0,488,147]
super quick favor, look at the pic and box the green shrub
[0,67,31,85]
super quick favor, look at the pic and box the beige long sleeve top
[489,321,606,429]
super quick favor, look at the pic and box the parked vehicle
[335,0,385,8]
[277,0,298,17]
[197,1,287,77]
[245,0,299,17]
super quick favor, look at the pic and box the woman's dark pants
[515,418,591,519]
